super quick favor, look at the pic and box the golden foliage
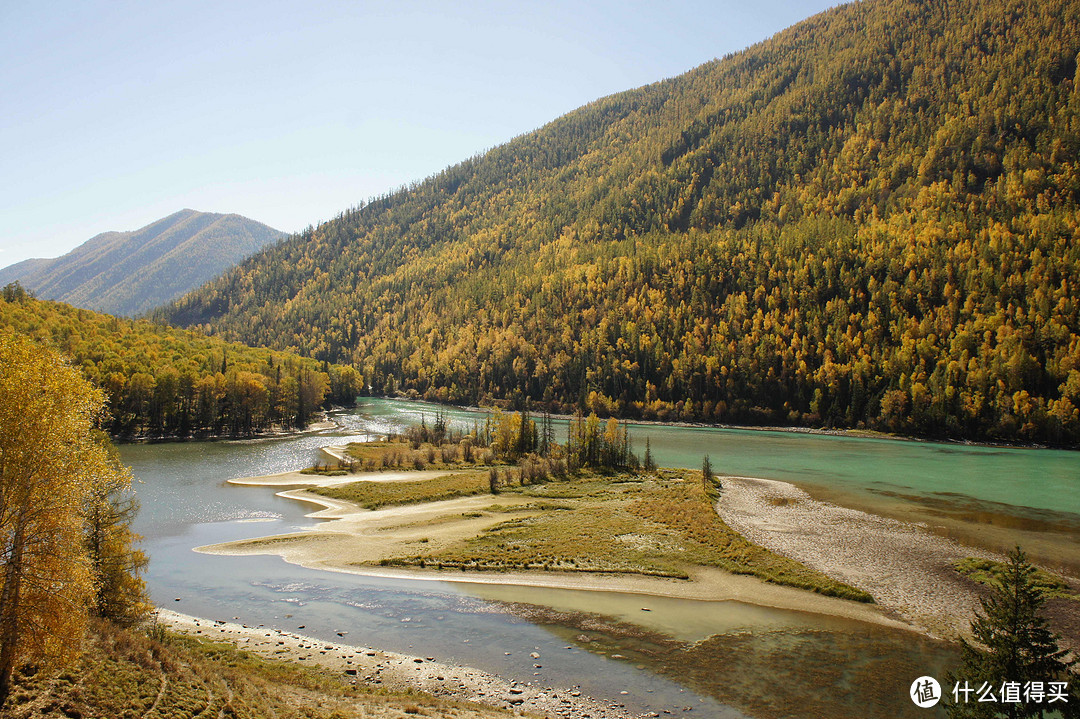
[0,330,113,698]
[0,290,357,437]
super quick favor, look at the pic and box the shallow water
[121,401,1077,718]
[461,583,827,643]
[124,418,744,716]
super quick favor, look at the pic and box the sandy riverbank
[157,609,633,719]
[227,467,454,487]
[197,470,913,633]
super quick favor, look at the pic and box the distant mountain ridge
[3,209,285,316]
[0,257,51,287]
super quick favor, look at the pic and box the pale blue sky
[0,0,837,267]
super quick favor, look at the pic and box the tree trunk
[0,523,25,706]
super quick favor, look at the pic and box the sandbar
[716,476,1002,639]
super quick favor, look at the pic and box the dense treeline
[163,0,1080,445]
[0,285,361,438]
[389,407,636,480]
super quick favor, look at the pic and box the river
[122,398,1080,719]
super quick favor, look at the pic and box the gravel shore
[714,476,1003,638]
[159,609,641,719]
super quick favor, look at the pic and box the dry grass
[344,440,491,473]
[375,469,873,601]
[0,619,522,719]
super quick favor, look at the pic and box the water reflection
[528,605,957,719]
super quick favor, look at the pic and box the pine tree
[83,440,150,626]
[702,454,713,492]
[541,411,554,457]
[946,546,1079,718]
[643,437,657,472]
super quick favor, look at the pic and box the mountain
[3,209,285,316]
[162,0,1080,445]
[0,257,50,286]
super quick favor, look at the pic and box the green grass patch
[378,470,874,602]
[313,471,490,509]
[954,557,1080,601]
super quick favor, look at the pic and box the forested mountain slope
[4,209,285,316]
[163,0,1080,444]
[0,285,359,437]
[0,258,49,287]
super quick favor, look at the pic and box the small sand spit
[158,609,639,719]
[715,476,1001,638]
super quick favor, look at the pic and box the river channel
[123,398,1080,718]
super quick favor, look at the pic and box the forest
[0,284,361,438]
[161,0,1080,445]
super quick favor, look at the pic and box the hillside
[0,620,519,719]
[4,209,285,316]
[0,285,361,437]
[162,0,1080,445]
[0,258,49,287]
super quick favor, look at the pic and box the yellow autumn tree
[0,330,133,703]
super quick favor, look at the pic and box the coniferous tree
[946,547,1079,718]
[83,439,150,627]
[643,437,657,472]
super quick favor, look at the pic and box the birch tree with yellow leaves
[0,330,143,703]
